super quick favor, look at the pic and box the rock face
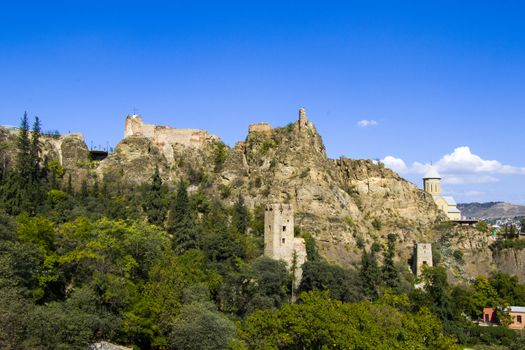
[493,249,525,282]
[89,342,132,350]
[205,109,446,265]
[8,111,520,278]
[60,109,448,266]
[0,127,91,188]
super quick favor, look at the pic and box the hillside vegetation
[1,113,524,349]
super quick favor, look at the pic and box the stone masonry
[414,242,433,277]
[264,204,307,287]
[248,123,273,137]
[124,114,219,162]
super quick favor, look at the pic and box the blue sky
[1,1,524,204]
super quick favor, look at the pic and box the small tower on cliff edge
[298,107,308,129]
[264,204,307,297]
[414,243,433,277]
[124,114,144,138]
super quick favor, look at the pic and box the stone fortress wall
[248,123,273,137]
[124,114,220,162]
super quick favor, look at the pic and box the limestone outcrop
[493,248,525,282]
[87,109,448,266]
[4,110,516,279]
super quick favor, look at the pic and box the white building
[423,167,461,221]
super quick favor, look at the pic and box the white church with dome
[423,167,461,221]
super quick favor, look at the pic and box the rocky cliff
[4,110,518,277]
[88,109,446,266]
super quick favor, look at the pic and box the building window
[268,225,271,231]
[282,238,285,244]
[485,314,490,322]
[282,226,286,232]
[518,315,523,324]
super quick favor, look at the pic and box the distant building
[423,167,461,221]
[482,306,525,330]
[509,306,525,330]
[482,307,497,324]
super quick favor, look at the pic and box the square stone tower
[414,243,433,277]
[264,204,295,261]
[264,204,307,288]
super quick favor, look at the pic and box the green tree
[29,115,42,182]
[303,231,320,262]
[382,233,400,291]
[489,272,525,305]
[239,291,459,349]
[219,257,290,317]
[167,302,236,350]
[300,260,362,302]
[167,179,197,253]
[213,141,228,171]
[17,112,31,185]
[231,194,248,234]
[421,266,453,321]
[142,167,167,226]
[359,244,381,300]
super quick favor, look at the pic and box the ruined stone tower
[414,243,433,277]
[264,204,307,287]
[298,107,309,130]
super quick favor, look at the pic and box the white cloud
[442,190,485,197]
[382,146,525,185]
[443,175,499,185]
[357,119,378,128]
[436,146,525,175]
[382,156,407,173]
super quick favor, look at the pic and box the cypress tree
[359,243,381,300]
[80,179,89,198]
[66,174,73,194]
[382,233,400,291]
[16,112,31,185]
[231,194,248,234]
[167,179,197,253]
[2,113,32,214]
[29,116,42,182]
[142,167,167,226]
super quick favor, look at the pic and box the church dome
[423,166,441,179]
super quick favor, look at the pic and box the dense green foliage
[0,115,523,349]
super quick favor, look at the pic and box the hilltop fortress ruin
[124,114,220,162]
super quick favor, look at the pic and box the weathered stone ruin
[124,114,220,162]
[264,203,307,287]
[248,123,273,137]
